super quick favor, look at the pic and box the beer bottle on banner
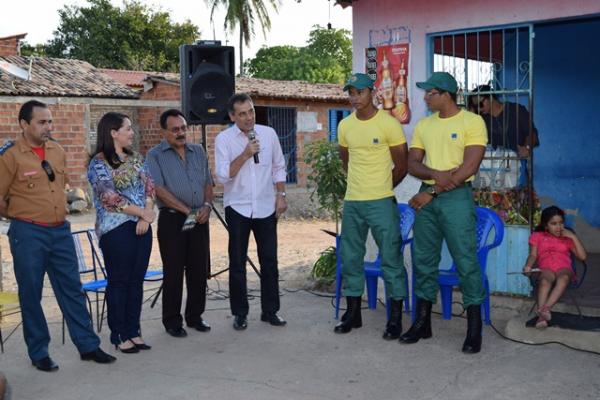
[380,52,394,110]
[395,60,407,105]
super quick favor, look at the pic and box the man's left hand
[517,145,530,158]
[275,196,287,218]
[409,192,434,211]
[196,206,211,224]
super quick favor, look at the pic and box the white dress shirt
[215,124,287,219]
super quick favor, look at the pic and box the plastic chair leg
[334,274,342,320]
[439,285,453,320]
[483,282,491,325]
[411,273,417,323]
[404,278,411,314]
[366,276,378,310]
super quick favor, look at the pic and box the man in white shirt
[215,93,288,330]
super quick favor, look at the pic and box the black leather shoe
[194,319,211,332]
[233,315,248,331]
[80,347,117,364]
[261,313,287,326]
[32,356,59,372]
[115,341,140,354]
[166,327,188,338]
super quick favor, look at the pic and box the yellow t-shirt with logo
[338,110,407,201]
[410,109,487,185]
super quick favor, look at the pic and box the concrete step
[505,314,600,353]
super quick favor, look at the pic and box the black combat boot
[382,299,403,340]
[334,296,362,334]
[399,299,432,344]
[462,304,482,354]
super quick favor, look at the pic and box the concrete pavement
[1,283,599,400]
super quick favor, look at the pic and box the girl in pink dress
[523,206,587,328]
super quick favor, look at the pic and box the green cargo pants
[340,197,408,299]
[412,184,485,307]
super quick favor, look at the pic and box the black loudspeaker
[179,43,235,125]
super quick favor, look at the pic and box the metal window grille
[267,107,297,184]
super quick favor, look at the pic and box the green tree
[205,0,280,75]
[245,25,351,84]
[45,0,199,71]
[19,41,47,57]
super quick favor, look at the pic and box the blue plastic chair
[334,203,416,319]
[411,207,504,325]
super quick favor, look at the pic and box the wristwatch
[277,191,287,198]
[425,186,438,198]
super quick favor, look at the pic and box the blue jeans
[8,220,100,361]
[100,221,152,345]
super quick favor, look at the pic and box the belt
[12,217,65,227]
[422,182,472,188]
[159,208,184,215]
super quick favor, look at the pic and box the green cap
[343,73,374,91]
[416,72,458,94]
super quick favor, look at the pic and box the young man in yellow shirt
[335,73,409,339]
[400,72,488,353]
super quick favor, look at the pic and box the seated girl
[523,206,587,328]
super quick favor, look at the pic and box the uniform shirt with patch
[0,138,69,223]
[410,109,487,185]
[338,110,406,201]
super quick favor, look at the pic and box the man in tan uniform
[0,100,115,371]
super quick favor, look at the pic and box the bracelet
[277,191,286,198]
[203,202,213,210]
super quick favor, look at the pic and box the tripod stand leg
[150,284,163,308]
[210,204,262,279]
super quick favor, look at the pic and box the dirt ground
[0,201,337,296]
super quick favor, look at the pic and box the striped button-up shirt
[215,124,286,219]
[146,140,213,209]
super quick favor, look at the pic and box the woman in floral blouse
[88,112,156,353]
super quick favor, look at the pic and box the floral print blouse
[88,152,155,238]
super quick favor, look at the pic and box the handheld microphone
[248,130,259,164]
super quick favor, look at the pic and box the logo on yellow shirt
[373,138,379,144]
[451,133,458,140]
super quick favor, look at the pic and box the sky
[0,0,352,70]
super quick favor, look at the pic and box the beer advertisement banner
[365,44,411,124]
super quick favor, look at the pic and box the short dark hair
[92,112,132,169]
[18,100,47,124]
[227,93,253,114]
[159,109,186,129]
[472,85,498,103]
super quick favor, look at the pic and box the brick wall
[0,86,349,194]
[0,102,88,189]
[0,36,20,57]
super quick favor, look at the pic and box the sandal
[534,317,548,329]
[537,305,552,322]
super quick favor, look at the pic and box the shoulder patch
[0,140,15,155]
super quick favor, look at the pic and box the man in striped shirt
[147,109,213,338]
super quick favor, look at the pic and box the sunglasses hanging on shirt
[41,160,56,182]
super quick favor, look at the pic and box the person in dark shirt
[471,85,539,158]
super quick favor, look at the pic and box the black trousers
[100,221,152,345]
[157,210,210,330]
[225,207,280,317]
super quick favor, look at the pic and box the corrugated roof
[0,56,139,98]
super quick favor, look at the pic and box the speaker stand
[150,124,261,309]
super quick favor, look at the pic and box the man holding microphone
[215,93,288,331]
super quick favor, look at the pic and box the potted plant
[304,139,346,284]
